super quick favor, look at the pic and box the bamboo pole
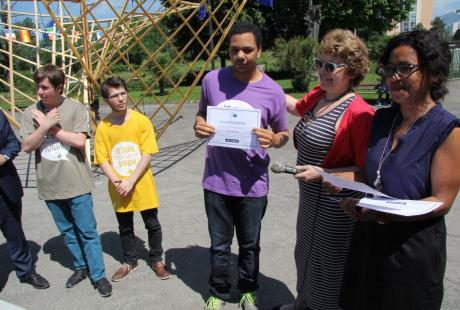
[6,0,14,119]
[34,0,40,73]
[60,0,66,70]
[156,0,250,139]
[1,0,249,139]
[79,0,92,164]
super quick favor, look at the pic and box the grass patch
[127,85,202,104]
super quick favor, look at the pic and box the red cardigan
[295,85,375,169]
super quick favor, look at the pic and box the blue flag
[197,4,207,21]
[257,0,273,8]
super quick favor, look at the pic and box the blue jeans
[0,194,34,279]
[204,189,267,300]
[46,193,106,282]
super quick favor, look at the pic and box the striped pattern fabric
[294,96,362,310]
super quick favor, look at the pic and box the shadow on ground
[41,232,153,277]
[15,137,205,189]
[100,231,151,267]
[165,245,294,309]
[0,240,41,292]
[42,235,76,272]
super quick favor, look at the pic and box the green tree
[12,18,36,71]
[431,17,450,40]
[316,0,416,39]
[142,45,186,96]
[273,36,318,91]
[454,29,460,41]
[254,0,417,43]
[413,23,425,30]
[366,34,393,62]
[161,1,267,68]
[431,17,446,33]
[162,0,417,55]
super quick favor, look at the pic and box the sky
[10,0,162,26]
[433,0,460,17]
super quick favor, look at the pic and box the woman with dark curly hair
[282,29,374,310]
[340,29,460,309]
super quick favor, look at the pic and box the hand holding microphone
[270,161,302,174]
[270,161,322,183]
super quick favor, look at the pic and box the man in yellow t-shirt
[94,77,170,282]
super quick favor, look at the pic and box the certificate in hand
[206,105,261,150]
[314,167,442,216]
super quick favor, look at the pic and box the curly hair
[320,29,369,87]
[379,29,451,101]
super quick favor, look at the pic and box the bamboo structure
[0,0,248,138]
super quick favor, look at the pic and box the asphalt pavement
[0,80,459,310]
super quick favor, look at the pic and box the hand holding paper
[206,105,261,150]
[314,168,442,216]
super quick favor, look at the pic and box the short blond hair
[320,29,369,86]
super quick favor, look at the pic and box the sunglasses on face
[313,58,347,73]
[379,64,420,78]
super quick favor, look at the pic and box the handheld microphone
[270,161,301,175]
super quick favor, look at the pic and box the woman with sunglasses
[339,30,460,309]
[282,29,374,310]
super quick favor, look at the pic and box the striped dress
[294,96,362,310]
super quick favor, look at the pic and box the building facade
[388,0,434,35]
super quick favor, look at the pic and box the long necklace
[373,103,434,191]
[396,102,434,137]
[373,116,397,192]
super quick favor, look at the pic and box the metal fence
[451,48,460,79]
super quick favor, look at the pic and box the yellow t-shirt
[94,110,159,212]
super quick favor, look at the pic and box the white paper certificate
[206,106,261,150]
[314,167,442,216]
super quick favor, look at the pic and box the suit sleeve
[0,112,20,160]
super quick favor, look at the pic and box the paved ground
[0,80,459,310]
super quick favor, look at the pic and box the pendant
[301,111,313,134]
[373,170,383,192]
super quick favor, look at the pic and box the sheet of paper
[206,106,261,150]
[315,167,390,197]
[314,167,442,216]
[357,198,442,216]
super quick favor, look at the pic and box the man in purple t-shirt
[194,21,289,310]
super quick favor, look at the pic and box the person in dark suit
[0,111,49,289]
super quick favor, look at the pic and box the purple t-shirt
[199,67,288,197]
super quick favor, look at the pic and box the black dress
[342,104,459,310]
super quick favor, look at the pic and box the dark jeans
[0,194,34,279]
[204,189,267,300]
[115,208,163,265]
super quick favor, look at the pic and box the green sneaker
[204,296,225,310]
[239,292,258,310]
